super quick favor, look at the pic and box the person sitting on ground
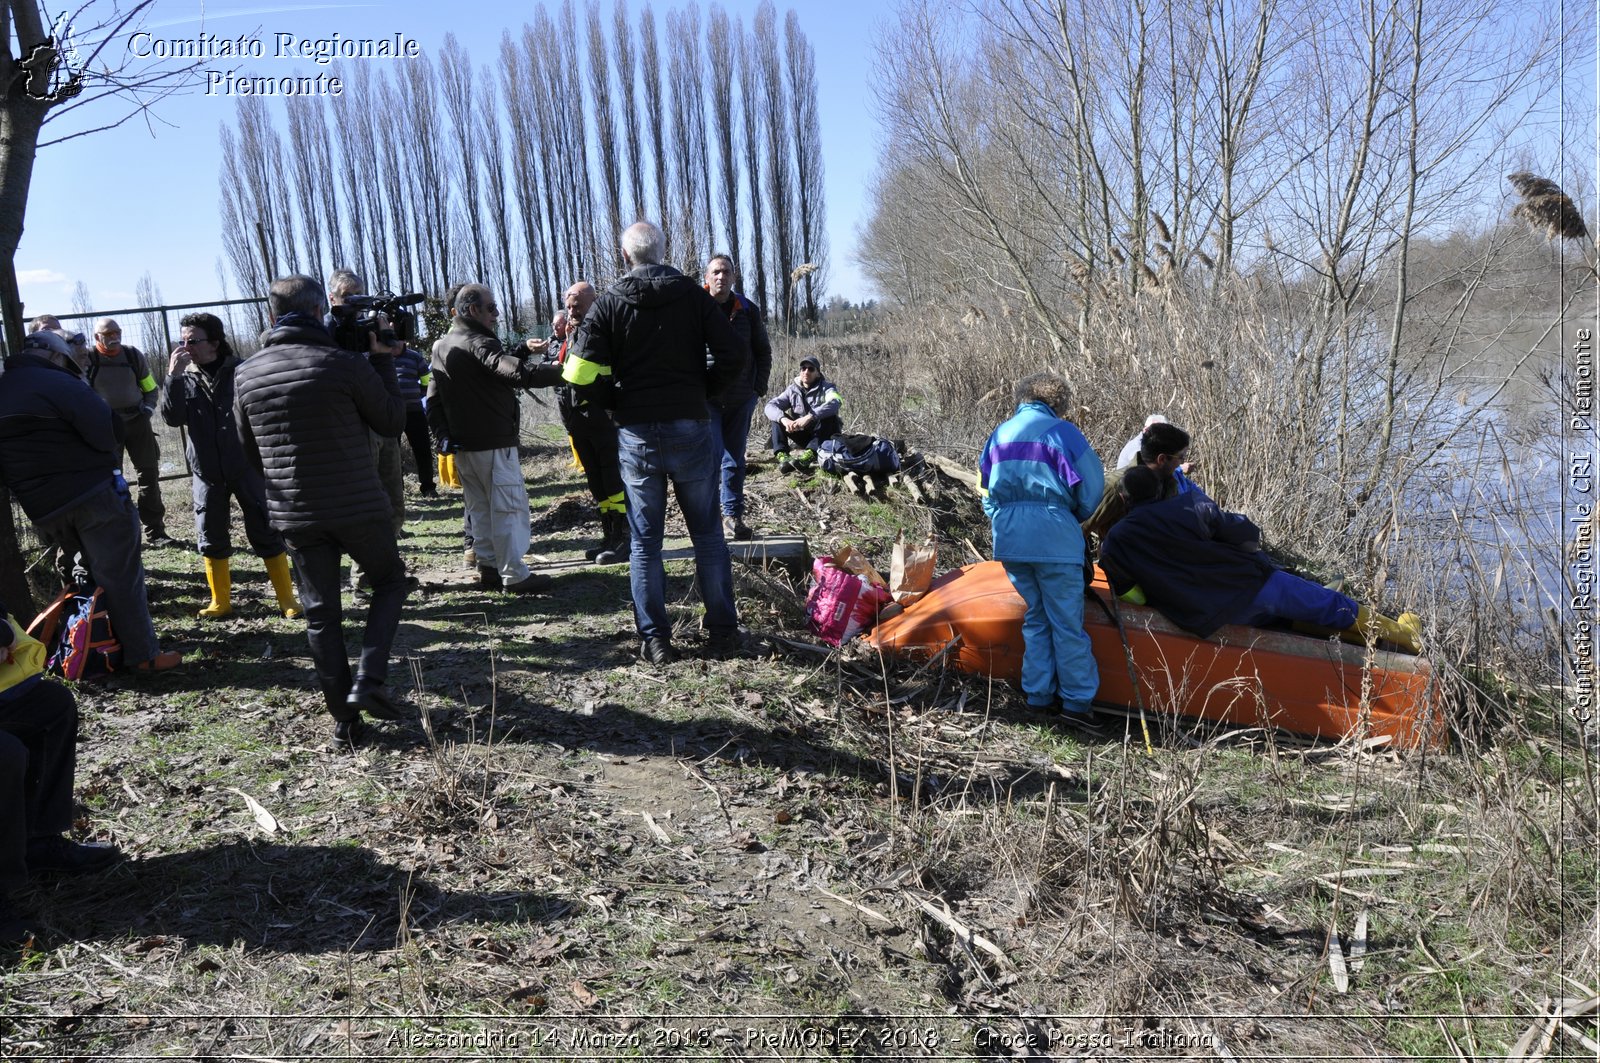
[1,598,123,943]
[764,356,841,472]
[1082,421,1206,541]
[158,313,302,620]
[1099,466,1421,652]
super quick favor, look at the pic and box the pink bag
[806,556,892,646]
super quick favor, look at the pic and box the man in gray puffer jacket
[234,275,409,748]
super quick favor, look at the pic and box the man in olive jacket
[427,283,561,594]
[233,275,409,747]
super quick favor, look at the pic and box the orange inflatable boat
[868,562,1446,749]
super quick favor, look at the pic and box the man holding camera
[328,271,407,550]
[428,283,560,594]
[234,275,410,748]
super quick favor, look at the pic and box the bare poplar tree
[613,0,646,224]
[753,1,796,331]
[706,5,742,266]
[396,53,451,297]
[376,72,417,293]
[639,5,672,229]
[736,18,769,314]
[133,272,163,377]
[284,96,330,279]
[502,29,553,319]
[529,10,579,286]
[439,35,487,285]
[785,10,826,322]
[558,0,600,280]
[340,65,392,288]
[666,7,700,264]
[588,0,624,266]
[478,71,522,330]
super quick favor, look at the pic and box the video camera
[330,291,425,353]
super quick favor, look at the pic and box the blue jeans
[708,395,758,518]
[1002,560,1098,712]
[617,419,738,642]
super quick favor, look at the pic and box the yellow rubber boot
[198,557,232,618]
[264,553,303,619]
[1341,604,1421,654]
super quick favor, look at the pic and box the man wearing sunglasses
[764,356,842,474]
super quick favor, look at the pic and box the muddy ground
[0,428,1593,1060]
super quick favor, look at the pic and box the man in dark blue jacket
[234,275,410,747]
[0,331,180,672]
[562,220,744,666]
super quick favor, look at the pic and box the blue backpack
[27,585,122,680]
[819,435,901,475]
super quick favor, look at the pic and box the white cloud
[16,268,67,284]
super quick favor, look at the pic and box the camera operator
[234,275,409,749]
[326,267,406,589]
[428,283,559,594]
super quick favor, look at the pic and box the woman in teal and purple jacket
[980,373,1105,726]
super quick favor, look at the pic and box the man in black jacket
[234,275,410,747]
[562,221,744,665]
[428,283,560,594]
[0,331,180,672]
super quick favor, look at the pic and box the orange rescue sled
[868,562,1445,749]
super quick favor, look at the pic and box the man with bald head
[88,317,171,546]
[428,283,560,594]
[553,280,628,565]
[561,221,744,665]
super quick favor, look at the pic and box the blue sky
[16,0,887,320]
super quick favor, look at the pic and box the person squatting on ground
[704,254,772,541]
[980,372,1105,725]
[562,220,745,666]
[428,283,559,594]
[158,312,302,620]
[394,342,435,497]
[1099,466,1421,652]
[1082,420,1206,542]
[0,331,181,672]
[87,317,172,546]
[0,599,123,943]
[764,356,841,472]
[553,281,629,565]
[233,274,410,747]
